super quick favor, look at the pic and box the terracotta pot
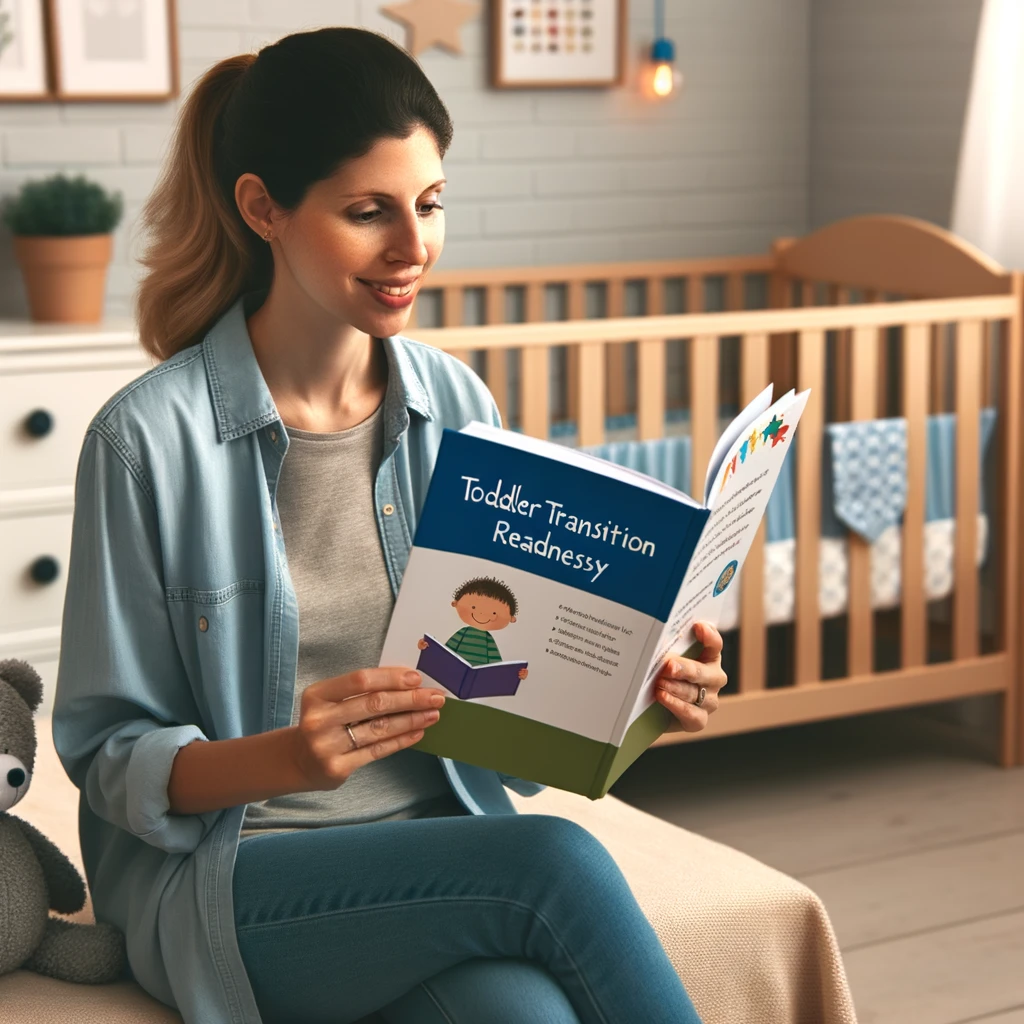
[12,234,113,323]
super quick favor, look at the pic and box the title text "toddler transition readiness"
[460,476,657,584]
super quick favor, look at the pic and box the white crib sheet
[715,515,989,632]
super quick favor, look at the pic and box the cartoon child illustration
[418,576,529,679]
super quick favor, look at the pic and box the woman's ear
[234,172,278,240]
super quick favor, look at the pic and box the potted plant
[1,173,124,323]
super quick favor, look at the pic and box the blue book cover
[380,385,809,798]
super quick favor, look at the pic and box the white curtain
[950,0,1024,269]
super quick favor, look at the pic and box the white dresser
[0,321,152,715]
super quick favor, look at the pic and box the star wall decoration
[381,0,480,56]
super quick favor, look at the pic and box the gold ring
[345,724,358,750]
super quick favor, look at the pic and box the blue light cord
[655,0,664,40]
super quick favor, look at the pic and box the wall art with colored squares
[490,0,625,88]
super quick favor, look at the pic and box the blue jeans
[232,812,702,1024]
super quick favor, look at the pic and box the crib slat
[521,347,549,440]
[689,275,705,314]
[638,280,667,442]
[847,325,879,677]
[565,281,585,423]
[796,329,825,685]
[521,284,549,439]
[902,323,929,668]
[577,342,606,447]
[726,273,744,312]
[830,285,852,422]
[739,332,770,693]
[606,279,628,417]
[1002,275,1023,765]
[637,338,666,441]
[526,281,545,323]
[444,286,473,366]
[690,334,718,500]
[485,285,509,425]
[931,323,950,411]
[647,277,665,317]
[954,319,982,659]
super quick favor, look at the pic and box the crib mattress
[714,515,988,632]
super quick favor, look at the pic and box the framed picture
[48,0,178,101]
[491,0,625,89]
[0,0,51,100]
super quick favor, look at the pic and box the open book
[417,634,528,699]
[379,384,810,798]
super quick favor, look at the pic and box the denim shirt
[51,292,545,1024]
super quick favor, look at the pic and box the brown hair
[134,28,454,361]
[453,577,519,617]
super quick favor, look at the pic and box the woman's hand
[654,622,727,734]
[288,667,446,791]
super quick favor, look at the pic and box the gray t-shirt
[240,401,463,837]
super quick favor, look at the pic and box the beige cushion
[507,787,858,1024]
[3,720,857,1023]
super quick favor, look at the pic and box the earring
[262,226,273,243]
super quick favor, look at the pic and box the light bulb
[642,38,682,101]
[652,63,677,97]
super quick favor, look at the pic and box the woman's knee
[379,957,581,1024]
[515,815,625,892]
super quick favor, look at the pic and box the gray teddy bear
[0,658,126,984]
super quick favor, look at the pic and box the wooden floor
[609,703,1024,1024]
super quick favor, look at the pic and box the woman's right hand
[288,668,446,791]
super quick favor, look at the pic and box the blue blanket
[583,409,998,545]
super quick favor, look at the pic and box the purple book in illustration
[416,634,527,699]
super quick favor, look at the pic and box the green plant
[1,173,124,236]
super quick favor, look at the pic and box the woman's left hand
[655,621,727,733]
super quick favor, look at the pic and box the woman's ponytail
[134,54,267,361]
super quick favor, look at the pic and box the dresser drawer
[0,511,73,635]
[0,364,146,492]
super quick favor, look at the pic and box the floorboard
[800,833,1024,950]
[610,703,1024,1023]
[956,1009,1024,1023]
[841,909,1024,1024]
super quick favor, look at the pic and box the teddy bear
[0,657,126,984]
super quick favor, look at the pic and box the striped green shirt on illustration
[445,626,502,666]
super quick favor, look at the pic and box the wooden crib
[407,215,1024,767]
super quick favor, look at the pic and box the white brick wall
[0,0,813,317]
[809,0,984,229]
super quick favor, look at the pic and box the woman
[52,26,727,1024]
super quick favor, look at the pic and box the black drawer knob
[29,556,60,585]
[25,409,54,438]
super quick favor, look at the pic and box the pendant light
[641,0,682,100]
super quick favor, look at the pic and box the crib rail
[413,254,777,423]
[409,288,1023,762]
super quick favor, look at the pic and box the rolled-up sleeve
[53,426,219,855]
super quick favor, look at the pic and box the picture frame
[48,0,178,102]
[0,0,51,100]
[490,0,625,89]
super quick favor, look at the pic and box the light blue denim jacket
[52,291,545,1024]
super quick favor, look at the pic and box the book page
[624,387,811,728]
[702,384,775,506]
[460,420,702,506]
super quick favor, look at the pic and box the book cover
[379,385,809,799]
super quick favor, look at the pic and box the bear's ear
[0,659,44,714]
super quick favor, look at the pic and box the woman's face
[271,125,445,338]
